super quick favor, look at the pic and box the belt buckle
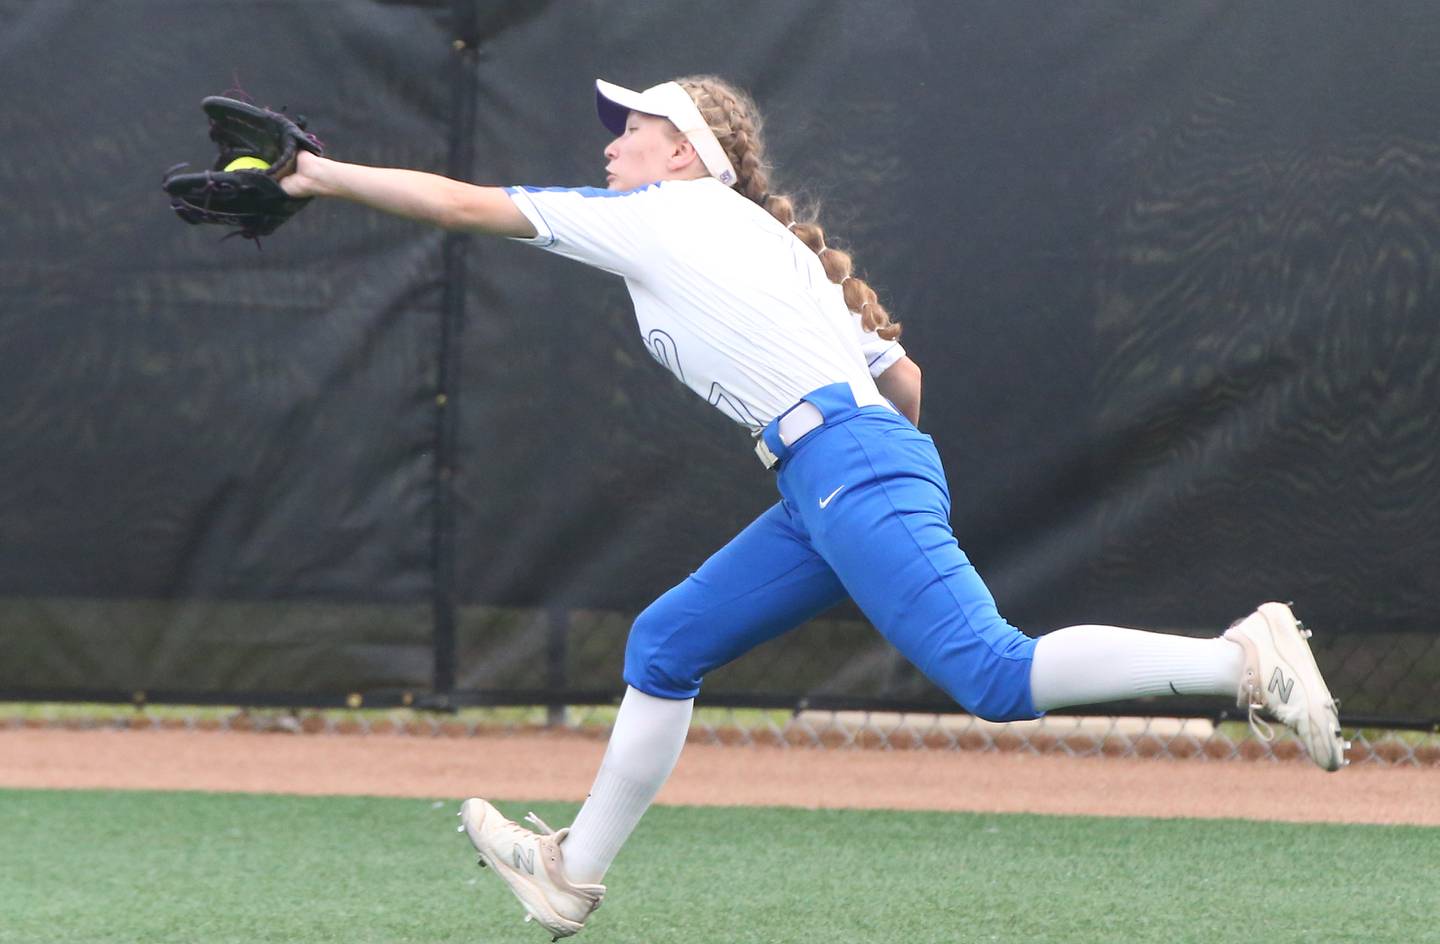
[754,436,779,470]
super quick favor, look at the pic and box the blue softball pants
[623,383,1041,722]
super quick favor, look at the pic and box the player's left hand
[162,96,324,242]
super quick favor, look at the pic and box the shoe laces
[482,809,554,848]
[1244,698,1277,743]
[1236,658,1279,743]
[1242,679,1346,752]
[524,811,557,836]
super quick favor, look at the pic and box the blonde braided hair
[675,75,902,341]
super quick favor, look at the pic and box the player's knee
[623,604,702,700]
[931,622,1042,723]
[960,681,1040,723]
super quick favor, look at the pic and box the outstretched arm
[876,355,922,425]
[280,151,537,237]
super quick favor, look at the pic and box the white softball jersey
[505,177,905,431]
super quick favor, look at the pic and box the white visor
[595,79,738,188]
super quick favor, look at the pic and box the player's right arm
[876,355,922,425]
[280,152,537,237]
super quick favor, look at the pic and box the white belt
[753,401,825,468]
[777,401,824,445]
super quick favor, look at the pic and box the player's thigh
[625,501,845,699]
[795,422,1039,720]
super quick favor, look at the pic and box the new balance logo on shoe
[1268,667,1294,704]
[512,845,535,875]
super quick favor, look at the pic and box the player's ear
[667,135,702,174]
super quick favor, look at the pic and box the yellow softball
[224,155,271,173]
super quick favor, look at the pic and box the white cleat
[458,797,605,939]
[1224,602,1347,772]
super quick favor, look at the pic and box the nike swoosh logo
[819,486,845,509]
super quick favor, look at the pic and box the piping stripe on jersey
[509,184,661,198]
[867,343,899,367]
[506,184,662,248]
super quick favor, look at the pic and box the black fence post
[547,606,570,727]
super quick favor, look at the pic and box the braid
[675,75,902,342]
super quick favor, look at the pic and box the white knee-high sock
[562,687,693,884]
[1028,625,1245,712]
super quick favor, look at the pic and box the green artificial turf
[1,788,1435,944]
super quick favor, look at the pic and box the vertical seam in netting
[431,0,481,701]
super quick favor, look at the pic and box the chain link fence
[4,702,1435,767]
[6,604,1436,769]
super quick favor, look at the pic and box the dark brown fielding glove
[163,96,324,241]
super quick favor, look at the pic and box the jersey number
[646,329,761,430]
[646,329,685,383]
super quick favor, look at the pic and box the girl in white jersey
[281,76,1345,939]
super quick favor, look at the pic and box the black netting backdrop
[0,0,1435,726]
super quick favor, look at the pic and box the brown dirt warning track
[2,728,1436,826]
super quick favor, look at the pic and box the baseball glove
[163,96,324,242]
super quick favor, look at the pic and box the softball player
[281,75,1345,939]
